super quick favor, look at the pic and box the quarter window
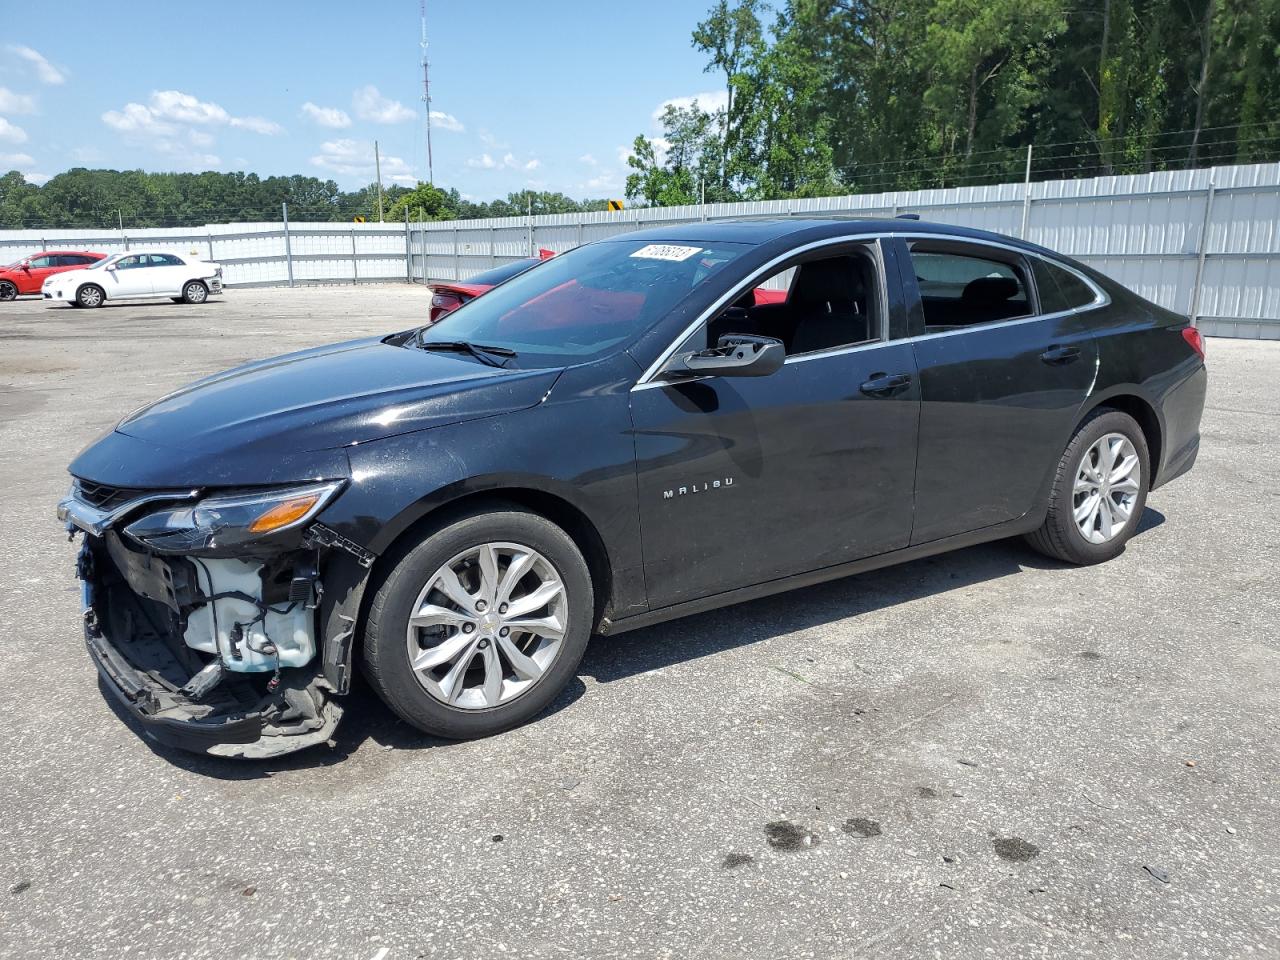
[908,248,1031,329]
[1031,258,1097,312]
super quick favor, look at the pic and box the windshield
[418,239,750,367]
[464,259,541,287]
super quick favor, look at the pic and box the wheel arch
[363,481,617,630]
[1079,387,1164,484]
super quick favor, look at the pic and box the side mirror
[105,264,117,272]
[667,334,785,379]
[20,263,30,271]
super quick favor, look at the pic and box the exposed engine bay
[62,480,373,758]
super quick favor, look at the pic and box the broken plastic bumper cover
[83,610,343,759]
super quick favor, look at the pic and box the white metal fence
[3,161,1279,339]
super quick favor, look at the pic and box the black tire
[181,280,208,304]
[362,505,594,740]
[76,284,105,308]
[0,280,17,301]
[1025,408,1150,565]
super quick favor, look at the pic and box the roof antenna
[420,0,434,186]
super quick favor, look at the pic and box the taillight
[1181,326,1206,361]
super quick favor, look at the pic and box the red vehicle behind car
[428,249,787,324]
[0,251,107,300]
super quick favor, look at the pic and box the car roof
[606,216,1051,255]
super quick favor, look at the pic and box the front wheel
[76,284,105,308]
[1025,409,1150,565]
[0,280,17,301]
[181,280,209,304]
[362,506,594,740]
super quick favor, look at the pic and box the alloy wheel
[405,541,568,710]
[79,286,102,307]
[0,281,16,301]
[1073,432,1141,544]
[185,282,207,303]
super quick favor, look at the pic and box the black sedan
[58,218,1207,757]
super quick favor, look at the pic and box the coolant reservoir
[184,558,317,672]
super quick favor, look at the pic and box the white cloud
[479,129,509,150]
[230,115,283,135]
[70,146,105,163]
[0,88,36,115]
[103,91,281,137]
[302,102,351,129]
[467,151,539,172]
[583,172,623,193]
[100,90,280,169]
[353,85,415,124]
[24,172,50,184]
[616,144,634,164]
[7,45,66,85]
[0,152,35,167]
[652,90,729,125]
[429,110,464,132]
[579,153,598,166]
[310,138,414,181]
[0,117,29,143]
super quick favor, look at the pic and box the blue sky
[0,0,729,200]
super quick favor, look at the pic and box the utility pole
[375,140,385,222]
[420,0,435,185]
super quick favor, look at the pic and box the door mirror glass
[666,334,785,379]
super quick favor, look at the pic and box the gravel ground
[1,285,1277,960]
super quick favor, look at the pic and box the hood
[70,338,562,488]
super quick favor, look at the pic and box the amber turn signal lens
[247,493,322,534]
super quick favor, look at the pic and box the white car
[43,250,223,308]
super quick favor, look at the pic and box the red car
[427,249,786,324]
[0,251,107,300]
[429,251,557,323]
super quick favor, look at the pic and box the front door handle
[1040,344,1081,365]
[859,372,912,398]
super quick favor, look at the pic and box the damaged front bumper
[61,484,374,759]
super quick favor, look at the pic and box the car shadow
[126,508,1164,778]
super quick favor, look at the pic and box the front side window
[29,255,55,268]
[418,239,750,367]
[701,250,881,356]
[115,255,144,270]
[909,247,1031,329]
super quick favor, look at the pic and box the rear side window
[56,254,89,266]
[908,249,1031,329]
[1032,258,1097,313]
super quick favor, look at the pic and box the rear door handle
[1040,344,1081,365]
[859,372,912,398]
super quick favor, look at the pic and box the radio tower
[420,0,434,185]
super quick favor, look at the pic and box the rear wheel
[181,280,208,304]
[76,284,105,308]
[362,506,593,739]
[1025,409,1150,565]
[0,280,16,300]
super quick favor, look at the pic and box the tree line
[626,0,1280,204]
[0,168,610,230]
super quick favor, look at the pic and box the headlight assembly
[123,481,343,553]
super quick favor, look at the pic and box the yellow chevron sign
[607,199,624,212]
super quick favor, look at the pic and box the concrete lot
[1,285,1277,960]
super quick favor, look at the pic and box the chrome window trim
[633,231,1110,389]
